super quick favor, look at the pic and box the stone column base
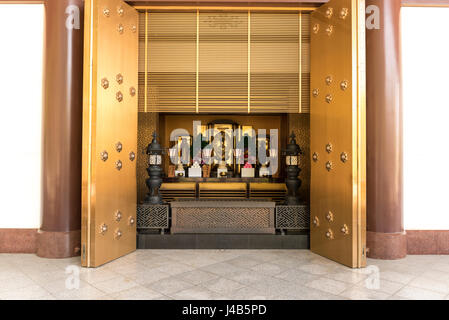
[36,229,81,258]
[367,231,407,260]
[0,229,37,253]
[407,230,449,255]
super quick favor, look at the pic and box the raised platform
[137,232,309,249]
[163,177,285,183]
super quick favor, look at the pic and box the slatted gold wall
[250,13,298,113]
[300,14,311,113]
[138,10,310,113]
[147,12,197,112]
[199,12,248,113]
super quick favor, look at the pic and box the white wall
[0,5,44,228]
[402,7,449,230]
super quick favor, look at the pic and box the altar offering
[175,163,185,177]
[217,161,228,177]
[188,161,202,177]
[259,164,270,177]
[241,162,255,178]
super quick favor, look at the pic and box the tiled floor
[1,249,449,300]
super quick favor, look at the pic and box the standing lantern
[282,132,303,205]
[145,132,165,204]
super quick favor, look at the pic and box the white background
[402,7,449,229]
[0,4,44,228]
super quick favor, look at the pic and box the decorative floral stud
[340,8,349,20]
[116,91,123,102]
[101,78,109,89]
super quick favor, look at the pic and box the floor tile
[387,295,410,300]
[201,250,244,262]
[225,270,270,286]
[379,270,415,285]
[226,256,263,269]
[304,277,350,295]
[297,263,334,276]
[325,269,367,285]
[421,269,449,283]
[382,263,427,276]
[32,293,57,300]
[126,269,171,286]
[229,286,274,300]
[283,250,316,259]
[308,257,340,267]
[396,286,447,300]
[111,285,164,300]
[200,262,246,276]
[169,286,229,300]
[0,268,26,281]
[25,269,68,285]
[140,256,186,269]
[0,284,50,300]
[274,269,320,285]
[248,277,299,297]
[153,294,174,300]
[249,262,289,276]
[80,269,121,285]
[175,269,219,285]
[92,276,138,294]
[52,284,106,300]
[340,287,390,300]
[282,284,346,300]
[270,256,311,269]
[270,294,299,300]
[0,274,37,292]
[408,277,449,295]
[93,295,115,300]
[430,262,449,273]
[355,278,404,295]
[2,250,449,300]
[243,251,282,263]
[146,277,195,295]
[106,262,151,276]
[41,278,92,295]
[201,277,245,295]
[151,262,196,276]
[180,256,221,268]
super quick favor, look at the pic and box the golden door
[310,0,366,268]
[81,0,138,267]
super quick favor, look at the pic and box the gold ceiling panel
[137,9,311,114]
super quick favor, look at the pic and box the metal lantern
[282,132,303,205]
[149,153,162,165]
[145,132,165,205]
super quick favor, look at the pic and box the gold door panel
[310,0,366,268]
[82,0,139,267]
